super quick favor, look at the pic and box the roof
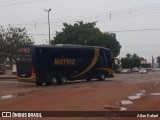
[18,44,111,51]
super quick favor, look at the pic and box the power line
[3,2,160,28]
[28,33,55,36]
[28,26,160,36]
[122,44,160,47]
[111,3,160,17]
[107,28,160,33]
[0,0,19,4]
[25,27,160,37]
[11,17,48,26]
[1,2,160,37]
[0,0,50,7]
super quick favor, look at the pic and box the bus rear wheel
[51,77,58,85]
[57,76,67,85]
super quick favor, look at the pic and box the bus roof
[21,44,111,51]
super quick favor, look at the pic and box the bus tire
[46,80,52,85]
[52,77,58,85]
[57,76,67,85]
[98,73,106,81]
[43,76,52,85]
[36,75,46,86]
[36,81,43,86]
[86,78,91,81]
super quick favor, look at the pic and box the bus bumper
[17,74,36,83]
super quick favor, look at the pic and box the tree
[0,54,6,64]
[51,21,121,57]
[157,56,160,68]
[126,53,132,58]
[0,26,34,65]
[121,53,141,69]
[132,53,138,58]
[121,57,132,69]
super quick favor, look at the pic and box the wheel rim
[62,77,67,83]
[52,77,57,84]
[100,74,105,80]
[42,83,46,86]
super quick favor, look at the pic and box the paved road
[0,72,160,120]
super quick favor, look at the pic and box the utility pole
[110,11,111,20]
[44,8,51,45]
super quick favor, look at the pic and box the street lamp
[44,8,51,45]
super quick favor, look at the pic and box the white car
[121,69,131,73]
[139,68,148,74]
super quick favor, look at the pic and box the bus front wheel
[98,73,106,81]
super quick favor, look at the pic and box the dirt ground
[0,72,160,120]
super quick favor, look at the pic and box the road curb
[0,75,17,80]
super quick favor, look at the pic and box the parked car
[132,67,139,72]
[139,68,148,74]
[116,66,123,73]
[121,69,131,73]
[155,68,160,72]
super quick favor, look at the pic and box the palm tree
[126,53,131,58]
[132,53,138,58]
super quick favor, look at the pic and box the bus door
[111,57,119,70]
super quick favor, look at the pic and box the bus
[16,45,118,86]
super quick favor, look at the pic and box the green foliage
[0,54,6,64]
[0,26,34,64]
[121,53,141,69]
[51,21,121,57]
[121,58,132,69]
[126,53,132,58]
[141,63,151,68]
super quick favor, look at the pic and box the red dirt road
[0,72,160,120]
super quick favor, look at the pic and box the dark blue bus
[16,45,118,86]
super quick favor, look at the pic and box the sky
[1,0,160,62]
